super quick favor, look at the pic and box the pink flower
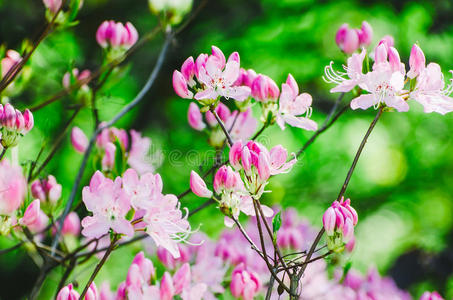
[323,197,358,251]
[99,282,115,300]
[61,212,81,236]
[0,160,26,215]
[407,44,426,79]
[358,21,373,46]
[420,291,444,300]
[335,24,360,54]
[173,70,193,99]
[81,171,134,238]
[187,102,206,131]
[325,49,366,93]
[409,63,453,115]
[127,130,155,175]
[0,104,34,146]
[350,55,409,112]
[190,171,212,198]
[71,126,89,153]
[230,264,261,300]
[205,102,231,127]
[251,74,279,102]
[160,272,175,300]
[1,50,21,78]
[122,168,163,210]
[63,68,91,90]
[143,192,190,258]
[56,283,80,300]
[96,20,138,49]
[102,142,116,170]
[156,244,190,269]
[86,283,98,300]
[194,46,251,102]
[31,175,62,204]
[277,74,317,131]
[226,108,257,142]
[19,200,49,232]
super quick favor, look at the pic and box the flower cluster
[31,175,62,205]
[0,103,34,148]
[187,102,257,147]
[173,46,317,133]
[326,32,453,114]
[191,140,296,226]
[96,20,139,50]
[322,197,358,251]
[335,21,373,54]
[62,68,91,90]
[81,169,190,258]
[57,283,97,300]
[71,125,156,175]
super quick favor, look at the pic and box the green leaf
[272,211,282,233]
[113,138,126,176]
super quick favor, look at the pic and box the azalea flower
[324,49,366,93]
[81,171,134,238]
[277,74,318,131]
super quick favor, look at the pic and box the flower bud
[230,264,261,300]
[388,47,402,73]
[181,56,195,83]
[173,263,191,295]
[1,50,21,78]
[20,199,40,228]
[132,251,155,283]
[339,27,360,54]
[71,127,88,153]
[211,45,226,69]
[85,283,98,300]
[229,140,243,170]
[102,142,116,169]
[96,20,138,50]
[123,22,139,48]
[31,180,46,202]
[23,109,34,133]
[420,291,444,300]
[190,170,212,198]
[379,35,395,49]
[228,51,240,64]
[335,24,349,48]
[286,73,299,96]
[187,102,205,131]
[43,0,62,14]
[322,206,336,236]
[3,103,16,129]
[251,75,268,101]
[408,44,425,79]
[62,212,81,236]
[358,21,373,46]
[173,70,193,99]
[56,283,80,300]
[257,152,271,181]
[374,43,388,66]
[160,272,175,300]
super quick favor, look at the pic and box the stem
[337,107,383,200]
[0,147,7,161]
[211,108,233,146]
[252,124,267,140]
[297,107,384,282]
[79,237,118,299]
[265,273,275,300]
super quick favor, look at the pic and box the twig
[0,147,7,161]
[78,236,118,299]
[297,107,385,282]
[211,108,233,146]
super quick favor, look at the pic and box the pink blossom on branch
[96,20,138,50]
[0,160,26,215]
[81,171,134,238]
[277,74,318,131]
[323,197,358,251]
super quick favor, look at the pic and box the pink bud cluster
[322,197,358,251]
[173,45,251,103]
[335,21,373,54]
[62,68,91,90]
[93,252,206,300]
[57,283,97,300]
[176,46,318,134]
[1,50,21,78]
[187,102,257,145]
[31,175,62,204]
[0,103,34,147]
[190,141,296,226]
[326,29,453,115]
[71,126,154,175]
[230,263,261,300]
[82,168,190,258]
[19,200,49,233]
[420,291,444,300]
[96,20,138,50]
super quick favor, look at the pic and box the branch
[211,107,233,146]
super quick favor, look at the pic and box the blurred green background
[1,0,453,298]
